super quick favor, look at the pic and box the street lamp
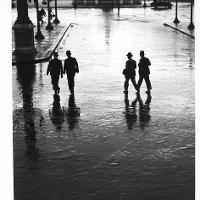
[53,0,60,24]
[117,0,120,15]
[46,0,54,30]
[173,0,180,24]
[35,0,45,40]
[73,0,77,8]
[13,0,36,55]
[188,0,194,30]
[143,0,147,8]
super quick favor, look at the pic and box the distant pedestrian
[49,8,55,21]
[38,8,46,23]
[47,52,63,95]
[137,51,152,95]
[123,52,137,95]
[40,8,46,16]
[64,50,79,95]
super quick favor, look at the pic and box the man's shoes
[146,90,151,95]
[136,90,140,94]
[70,89,74,95]
[123,90,128,95]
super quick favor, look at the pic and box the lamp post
[35,0,45,40]
[46,0,54,30]
[188,0,194,30]
[13,0,36,55]
[73,0,77,8]
[143,0,147,8]
[117,0,120,15]
[173,0,180,24]
[53,0,60,24]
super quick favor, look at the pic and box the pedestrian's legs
[67,75,75,94]
[144,76,152,92]
[124,77,130,93]
[130,76,138,90]
[52,76,59,94]
[137,76,143,92]
[55,77,60,93]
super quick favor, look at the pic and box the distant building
[12,0,191,9]
[12,0,141,8]
[73,0,141,7]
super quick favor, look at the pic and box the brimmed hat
[54,52,59,57]
[66,50,71,55]
[140,50,145,55]
[126,52,133,57]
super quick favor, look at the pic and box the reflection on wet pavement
[13,4,194,200]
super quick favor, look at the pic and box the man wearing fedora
[137,50,152,95]
[123,52,137,95]
[47,52,63,95]
[64,50,79,95]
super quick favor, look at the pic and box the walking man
[137,51,152,95]
[123,52,137,94]
[64,50,79,95]
[47,52,63,94]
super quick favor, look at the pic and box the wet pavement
[13,3,195,200]
[12,10,70,64]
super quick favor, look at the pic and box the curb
[163,23,195,39]
[12,24,71,66]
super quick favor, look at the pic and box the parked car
[150,0,172,9]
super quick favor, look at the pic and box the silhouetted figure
[38,8,46,23]
[49,8,55,21]
[123,52,137,95]
[137,93,152,130]
[64,50,79,95]
[49,94,64,131]
[47,52,63,95]
[137,51,152,95]
[64,94,80,130]
[124,95,137,130]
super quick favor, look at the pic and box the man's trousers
[124,76,137,91]
[137,75,152,91]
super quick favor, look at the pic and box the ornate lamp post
[117,0,120,15]
[13,0,36,55]
[53,0,60,24]
[73,0,77,8]
[143,0,147,8]
[173,0,180,24]
[188,0,194,30]
[35,0,45,40]
[46,0,54,30]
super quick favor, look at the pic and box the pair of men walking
[123,50,152,95]
[47,50,79,95]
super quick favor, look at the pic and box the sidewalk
[163,22,195,39]
[161,2,195,39]
[12,20,71,65]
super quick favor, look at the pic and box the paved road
[13,4,195,200]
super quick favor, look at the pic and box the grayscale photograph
[11,0,195,199]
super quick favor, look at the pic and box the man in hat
[137,50,152,95]
[64,50,79,95]
[123,52,137,94]
[47,52,63,94]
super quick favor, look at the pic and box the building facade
[12,0,141,8]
